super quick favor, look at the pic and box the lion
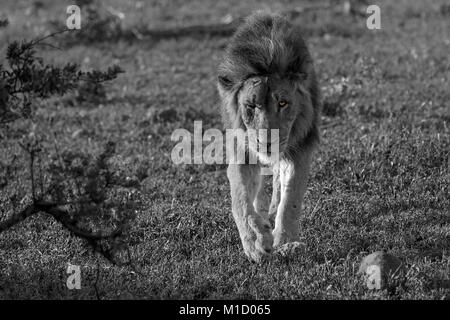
[217,12,321,262]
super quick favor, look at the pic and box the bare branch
[35,201,122,240]
[0,200,123,265]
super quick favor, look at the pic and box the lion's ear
[218,75,233,91]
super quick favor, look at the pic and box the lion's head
[218,12,321,161]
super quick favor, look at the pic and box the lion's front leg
[268,163,280,224]
[253,173,270,221]
[272,150,312,247]
[227,164,273,262]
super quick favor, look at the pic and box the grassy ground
[0,0,449,299]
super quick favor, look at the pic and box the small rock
[358,251,406,290]
[221,14,233,24]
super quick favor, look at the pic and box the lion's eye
[279,101,287,107]
[247,103,256,109]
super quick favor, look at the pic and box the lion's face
[237,75,302,157]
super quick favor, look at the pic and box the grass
[0,0,449,299]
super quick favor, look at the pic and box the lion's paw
[242,224,274,263]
